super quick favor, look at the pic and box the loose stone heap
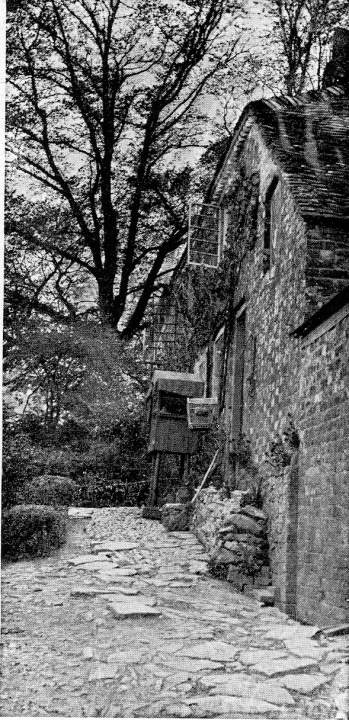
[161,503,191,531]
[191,485,270,591]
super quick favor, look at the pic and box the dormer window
[263,177,279,274]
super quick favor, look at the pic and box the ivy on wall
[155,163,260,375]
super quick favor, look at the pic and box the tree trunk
[98,275,118,328]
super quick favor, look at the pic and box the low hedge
[24,475,78,507]
[2,504,67,560]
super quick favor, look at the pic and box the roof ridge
[254,86,347,113]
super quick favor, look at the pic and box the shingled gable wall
[215,115,349,625]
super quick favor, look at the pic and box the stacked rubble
[191,485,271,592]
[191,486,248,550]
[161,502,191,531]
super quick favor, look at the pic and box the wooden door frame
[224,303,247,489]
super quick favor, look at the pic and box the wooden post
[179,454,185,483]
[149,451,161,506]
[184,454,191,492]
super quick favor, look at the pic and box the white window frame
[187,201,220,268]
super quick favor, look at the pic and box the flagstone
[162,703,191,717]
[108,600,161,617]
[178,640,237,662]
[239,649,287,665]
[263,624,320,640]
[279,673,328,693]
[88,663,120,681]
[80,560,116,571]
[165,671,195,687]
[284,638,326,659]
[334,665,349,690]
[113,586,140,595]
[105,649,145,663]
[91,541,138,552]
[188,561,208,574]
[187,694,279,714]
[67,554,111,566]
[161,657,223,672]
[252,656,319,676]
[98,567,138,577]
[199,673,295,704]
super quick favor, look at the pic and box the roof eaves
[291,285,349,337]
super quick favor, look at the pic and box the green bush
[2,428,48,508]
[2,413,150,509]
[24,475,79,507]
[1,504,67,560]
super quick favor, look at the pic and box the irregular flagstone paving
[1,507,348,718]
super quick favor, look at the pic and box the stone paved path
[1,508,348,718]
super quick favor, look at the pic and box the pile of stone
[213,504,270,591]
[191,486,250,552]
[191,485,271,593]
[161,503,191,531]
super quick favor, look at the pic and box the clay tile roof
[250,88,349,219]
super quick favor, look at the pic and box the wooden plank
[190,450,219,505]
[149,452,161,506]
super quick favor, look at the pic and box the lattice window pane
[188,202,220,267]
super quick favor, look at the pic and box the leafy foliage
[2,408,150,510]
[263,0,349,95]
[6,0,249,336]
[4,319,146,434]
[265,414,300,468]
[1,424,48,508]
[2,504,67,560]
[24,475,79,507]
[149,162,260,373]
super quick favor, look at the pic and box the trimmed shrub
[2,429,48,508]
[2,504,67,560]
[24,475,79,507]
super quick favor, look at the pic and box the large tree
[264,0,349,95]
[6,0,248,337]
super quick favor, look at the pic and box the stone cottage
[148,30,349,627]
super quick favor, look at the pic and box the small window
[188,202,220,267]
[263,177,279,274]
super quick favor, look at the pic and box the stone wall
[155,116,349,626]
[305,220,349,314]
[219,123,349,625]
[296,303,349,625]
[260,466,290,609]
[191,486,270,591]
[191,486,248,554]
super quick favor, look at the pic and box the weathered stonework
[214,118,349,626]
[161,503,191,532]
[296,304,349,625]
[154,88,349,626]
[191,487,270,591]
